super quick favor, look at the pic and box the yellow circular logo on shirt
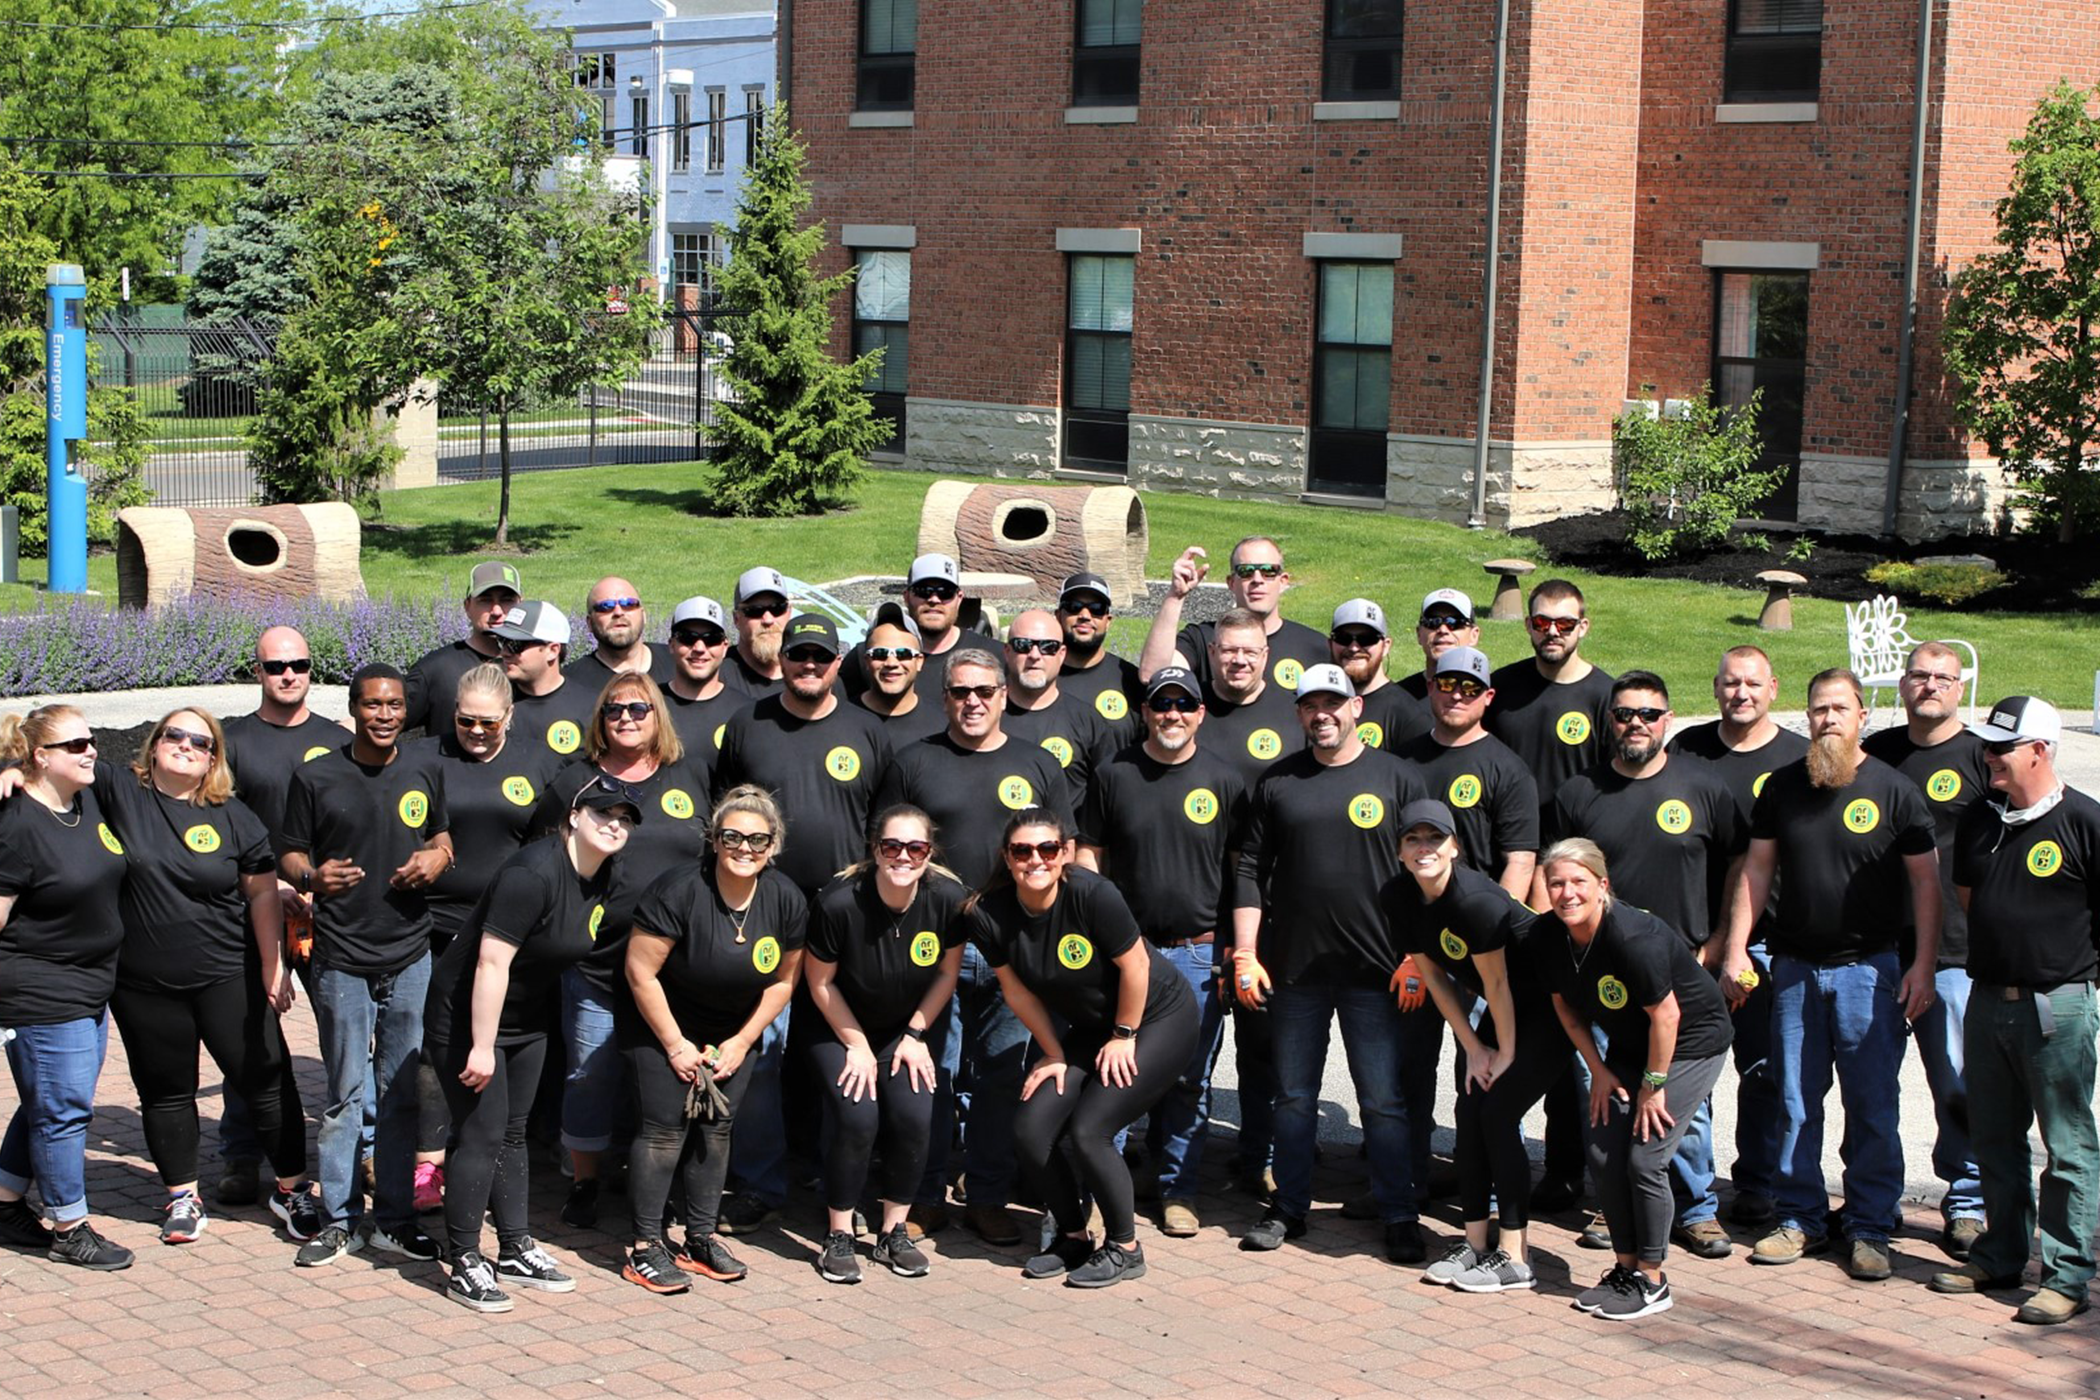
[712,723,727,750]
[588,904,605,941]
[1753,771,1773,798]
[501,775,535,806]
[183,824,221,854]
[825,746,862,782]
[1348,794,1385,829]
[1058,934,1094,970]
[1041,736,1074,769]
[1844,799,1881,834]
[302,745,332,762]
[661,788,695,820]
[1439,928,1469,961]
[548,720,582,754]
[910,931,941,967]
[1597,975,1629,1010]
[752,936,782,973]
[1357,721,1385,749]
[1095,691,1128,721]
[398,790,430,828]
[99,822,123,855]
[1248,728,1282,761]
[2027,841,2064,878]
[1447,774,1482,810]
[1926,768,1963,802]
[1183,788,1220,825]
[1656,800,1693,835]
[1557,713,1591,745]
[998,776,1035,810]
[1274,658,1304,689]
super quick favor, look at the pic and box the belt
[1982,981,2094,1039]
[1153,932,1215,949]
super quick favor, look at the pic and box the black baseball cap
[783,613,842,659]
[1397,799,1456,838]
[572,775,644,825]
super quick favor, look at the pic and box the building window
[572,52,616,89]
[672,91,691,172]
[859,0,916,111]
[1322,0,1403,103]
[1724,0,1822,104]
[1064,255,1134,474]
[1073,0,1141,107]
[673,233,721,300]
[630,93,649,159]
[745,88,764,164]
[1712,270,1809,519]
[706,88,726,172]
[1310,261,1392,497]
[854,251,910,454]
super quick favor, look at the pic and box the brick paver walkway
[1,1009,2091,1399]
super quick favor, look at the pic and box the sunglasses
[877,837,932,862]
[945,683,1002,701]
[784,646,835,666]
[867,646,920,662]
[1609,706,1667,725]
[572,775,644,816]
[1147,694,1201,714]
[1982,738,2037,756]
[715,828,775,853]
[159,726,217,754]
[1006,839,1065,862]
[1528,614,1583,635]
[671,628,726,648]
[1432,675,1488,699]
[601,701,654,722]
[1008,637,1063,656]
[496,636,548,655]
[1330,629,1383,650]
[40,736,95,755]
[1230,562,1284,579]
[1418,614,1469,632]
[261,658,313,676]
[590,596,641,614]
[740,601,789,620]
[455,713,506,732]
[1060,597,1109,617]
[909,581,960,602]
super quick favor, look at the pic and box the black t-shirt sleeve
[479,861,561,947]
[281,766,318,857]
[1891,778,1939,858]
[228,798,276,876]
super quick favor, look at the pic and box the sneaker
[1339,1191,1380,1222]
[1066,1242,1146,1289]
[1671,1219,1733,1259]
[47,1220,134,1271]
[446,1251,515,1313]
[1847,1238,1893,1281]
[1928,1262,2022,1294]
[1597,1270,1673,1320]
[294,1224,360,1267]
[1578,1211,1612,1250]
[1728,1191,1776,1227]
[716,1191,778,1236]
[413,1162,445,1214]
[0,1197,52,1249]
[496,1239,575,1292]
[269,1184,319,1242]
[872,1223,930,1278]
[1239,1210,1306,1253]
[1943,1217,1985,1261]
[2015,1287,2091,1326]
[1021,1234,1095,1279]
[1529,1175,1582,1213]
[1234,1165,1277,1199]
[675,1234,748,1282]
[905,1202,950,1240]
[1159,1200,1200,1238]
[964,1204,1023,1246]
[160,1192,207,1245]
[1384,1220,1426,1265]
[560,1178,600,1230]
[365,1222,442,1262]
[1574,1264,1639,1314]
[1421,1241,1483,1286]
[817,1230,861,1284]
[622,1239,692,1294]
[214,1159,260,1206]
[1449,1248,1537,1294]
[1751,1226,1823,1266]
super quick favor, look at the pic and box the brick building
[782,1,2099,537]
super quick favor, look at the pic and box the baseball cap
[1059,572,1113,609]
[909,553,960,586]
[467,560,522,599]
[782,613,842,659]
[571,774,644,825]
[1971,695,2060,747]
[867,601,923,643]
[1332,599,1389,638]
[1145,666,1202,701]
[1397,799,1457,838]
[491,600,570,646]
[1433,646,1491,685]
[734,566,788,604]
[1420,588,1475,623]
[669,596,728,633]
[1295,663,1355,700]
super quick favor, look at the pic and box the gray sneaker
[1421,1241,1482,1285]
[872,1223,930,1278]
[1574,1264,1639,1313]
[1596,1269,1672,1320]
[1449,1248,1537,1293]
[817,1229,861,1285]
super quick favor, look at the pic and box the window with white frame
[672,91,691,172]
[745,88,764,165]
[630,93,649,159]
[706,89,726,172]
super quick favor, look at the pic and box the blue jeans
[920,944,1028,1210]
[1909,966,1984,1220]
[1143,943,1227,1201]
[1269,982,1416,1224]
[0,1015,108,1225]
[1729,940,1783,1198]
[559,969,620,1155]
[1769,951,1906,1243]
[312,955,430,1233]
[726,1004,790,1206]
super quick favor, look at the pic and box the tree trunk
[495,398,513,546]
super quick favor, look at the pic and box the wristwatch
[1112,1023,1138,1041]
[903,1026,925,1041]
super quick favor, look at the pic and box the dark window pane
[1328,0,1404,39]
[1733,0,1821,35]
[1069,332,1132,412]
[1064,413,1130,473]
[1309,429,1386,496]
[1074,51,1140,105]
[864,0,918,55]
[1079,0,1142,47]
[857,57,915,110]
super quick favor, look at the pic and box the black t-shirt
[567,644,676,697]
[1003,691,1117,818]
[874,733,1076,890]
[1234,746,1429,986]
[1546,758,1744,946]
[412,734,564,945]
[424,836,615,1049]
[1750,757,1938,962]
[1398,670,1432,703]
[282,744,451,975]
[804,870,974,1041]
[850,691,950,746]
[1862,726,1993,968]
[509,681,598,763]
[720,648,785,701]
[0,787,129,1025]
[974,866,1193,1038]
[1082,744,1250,943]
[1357,682,1432,753]
[1394,732,1540,877]
[1484,661,1617,808]
[1176,616,1329,697]
[1956,788,2100,988]
[406,638,506,734]
[627,864,807,1045]
[1539,903,1734,1070]
[1058,651,1145,751]
[98,766,276,993]
[1381,862,1546,1006]
[664,685,749,771]
[1199,680,1306,797]
[221,709,343,843]
[713,698,893,893]
[1669,721,1809,946]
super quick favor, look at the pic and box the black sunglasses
[601,701,654,722]
[740,601,789,620]
[784,646,836,665]
[877,837,932,862]
[1006,839,1065,862]
[1230,562,1284,579]
[40,736,95,754]
[671,628,726,648]
[1609,706,1667,725]
[1433,675,1488,699]
[495,636,546,655]
[1147,694,1201,714]
[261,658,313,676]
[1330,629,1383,650]
[945,683,1002,701]
[1982,738,2037,756]
[1060,597,1109,617]
[1008,637,1063,656]
[909,581,960,601]
[1418,614,1469,632]
[867,646,920,662]
[160,725,217,754]
[715,828,776,853]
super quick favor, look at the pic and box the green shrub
[1614,385,1787,561]
[1863,559,2009,606]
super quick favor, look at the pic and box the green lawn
[11,460,2097,712]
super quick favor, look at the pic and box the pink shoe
[413,1162,445,1213]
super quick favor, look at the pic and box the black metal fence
[89,301,727,508]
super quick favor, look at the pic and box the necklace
[883,885,920,939]
[43,799,80,828]
[721,885,756,943]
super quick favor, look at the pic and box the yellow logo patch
[501,775,535,807]
[1439,928,1469,961]
[825,746,862,782]
[1447,774,1482,810]
[2027,840,2064,878]
[1556,712,1592,746]
[1655,800,1693,835]
[997,776,1035,810]
[712,722,727,750]
[1597,975,1629,1010]
[1183,788,1220,825]
[98,822,124,855]
[1095,691,1128,721]
[183,824,221,854]
[1926,768,1962,802]
[1057,934,1094,970]
[1041,736,1074,769]
[1348,794,1385,830]
[1753,770,1772,798]
[588,904,605,941]
[547,720,582,754]
[1248,728,1282,760]
[398,790,430,828]
[661,788,695,820]
[1274,658,1304,689]
[1843,799,1881,834]
[752,936,782,974]
[302,745,332,762]
[1357,720,1385,749]
[910,931,941,967]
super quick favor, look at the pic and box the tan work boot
[1160,1200,1200,1238]
[2015,1288,2091,1325]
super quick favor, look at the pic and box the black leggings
[417,1054,452,1156]
[434,1034,547,1261]
[627,1045,753,1243]
[1014,997,1199,1246]
[810,1033,936,1212]
[1454,1002,1573,1231]
[110,974,305,1187]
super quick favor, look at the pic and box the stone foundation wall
[1798,454,2017,539]
[1386,436,1615,528]
[904,398,1061,479]
[1127,416,1306,501]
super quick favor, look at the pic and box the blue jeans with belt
[1769,950,1907,1243]
[0,1014,109,1225]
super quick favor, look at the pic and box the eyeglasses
[1006,840,1065,862]
[1418,614,1469,633]
[40,736,95,755]
[1609,706,1668,725]
[740,601,789,620]
[1147,694,1201,714]
[1060,597,1109,617]
[590,596,641,614]
[1904,669,1962,690]
[1432,675,1488,699]
[945,683,1002,702]
[1007,637,1063,656]
[455,713,506,732]
[260,658,312,676]
[877,837,932,862]
[1230,562,1284,579]
[671,628,726,649]
[1330,629,1383,650]
[909,581,960,602]
[159,726,217,754]
[601,701,654,722]
[715,828,775,852]
[1214,645,1266,660]
[1528,614,1583,635]
[867,646,920,662]
[784,646,835,666]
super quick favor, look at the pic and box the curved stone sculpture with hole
[115,503,365,610]
[915,480,1147,606]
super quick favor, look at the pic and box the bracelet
[903,1026,925,1041]
[1641,1069,1669,1089]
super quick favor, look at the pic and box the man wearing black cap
[661,596,747,765]
[1139,537,1328,694]
[1054,572,1144,750]
[496,602,596,760]
[568,576,675,694]
[1077,666,1251,1238]
[1399,588,1481,702]
[407,561,522,733]
[1934,697,2100,1325]
[724,566,792,699]
[1002,608,1116,814]
[1330,599,1429,752]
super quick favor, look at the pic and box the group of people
[0,538,2092,1329]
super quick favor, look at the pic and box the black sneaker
[446,1250,515,1313]
[1597,1269,1673,1320]
[1384,1220,1426,1265]
[716,1191,778,1236]
[0,1197,52,1249]
[872,1223,930,1278]
[1066,1242,1146,1289]
[1239,1210,1307,1253]
[622,1239,691,1294]
[1573,1264,1639,1314]
[295,1224,360,1267]
[365,1223,441,1262]
[496,1239,575,1292]
[675,1234,748,1282]
[817,1230,861,1284]
[160,1192,207,1245]
[214,1159,260,1207]
[560,1178,600,1229]
[1022,1234,1095,1279]
[269,1183,320,1242]
[48,1220,133,1271]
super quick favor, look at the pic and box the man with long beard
[1720,668,1940,1283]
